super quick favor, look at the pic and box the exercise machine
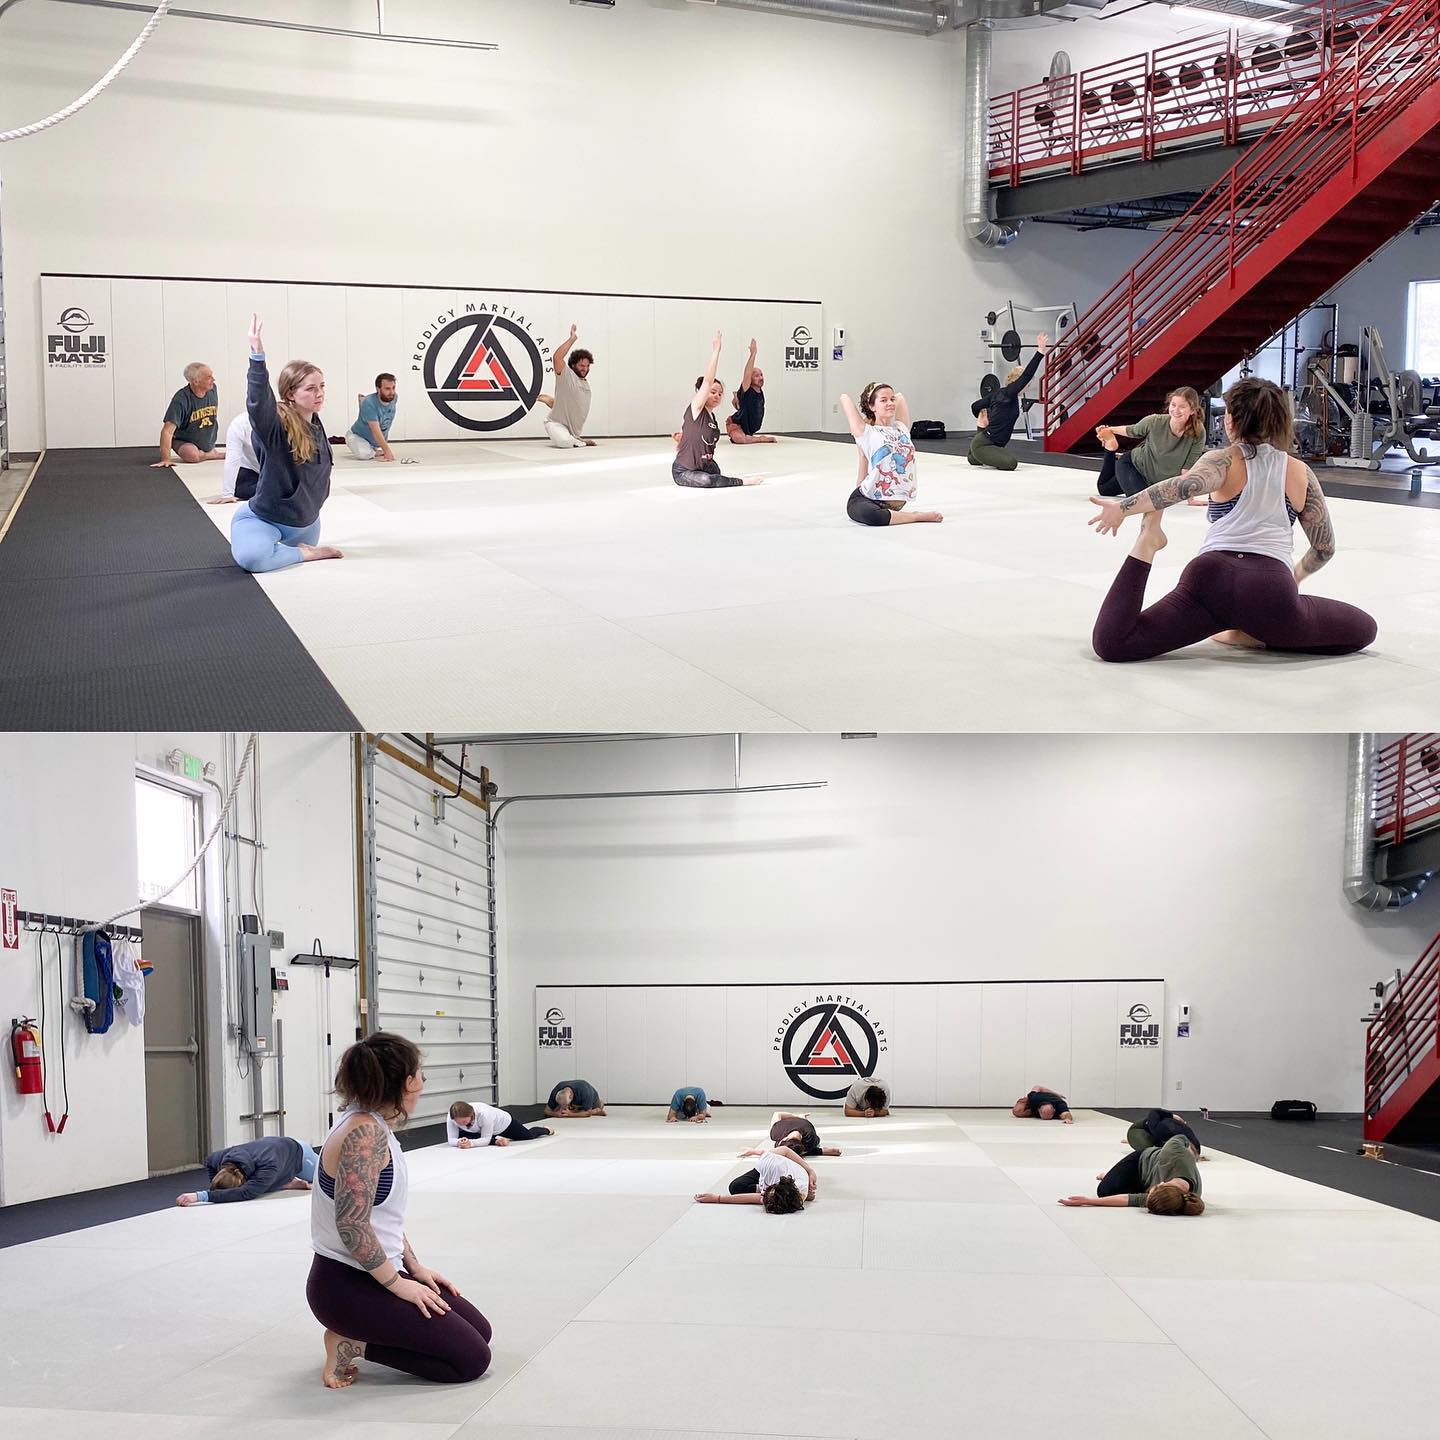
[977,299,1077,440]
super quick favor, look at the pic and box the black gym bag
[1270,1099,1318,1121]
[911,420,946,440]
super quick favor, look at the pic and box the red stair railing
[1042,0,1440,440]
[989,1,1383,185]
[1374,734,1440,845]
[1364,931,1440,1130]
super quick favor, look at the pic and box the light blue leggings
[298,1142,319,1184]
[230,501,321,573]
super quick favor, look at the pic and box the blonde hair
[1005,365,1025,386]
[1165,387,1206,440]
[212,1162,245,1191]
[277,360,322,465]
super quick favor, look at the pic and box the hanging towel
[80,930,116,1034]
[113,935,146,1025]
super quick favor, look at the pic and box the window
[1407,280,1440,373]
[136,776,201,911]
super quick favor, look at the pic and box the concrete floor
[5,1106,1440,1439]
[183,437,1440,732]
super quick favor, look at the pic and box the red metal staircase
[1043,0,1440,453]
[1365,931,1440,1143]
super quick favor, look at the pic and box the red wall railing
[1375,734,1440,845]
[1364,930,1440,1126]
[988,0,1384,186]
[1040,0,1440,437]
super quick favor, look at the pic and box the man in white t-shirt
[844,1077,890,1117]
[693,1145,816,1212]
[537,324,596,448]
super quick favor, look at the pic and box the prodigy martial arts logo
[414,303,549,432]
[1120,1001,1160,1048]
[775,995,886,1100]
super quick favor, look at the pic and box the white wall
[0,0,1151,451]
[0,732,359,1206]
[497,733,1438,1113]
[1319,229,1440,372]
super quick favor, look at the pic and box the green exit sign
[183,755,202,780]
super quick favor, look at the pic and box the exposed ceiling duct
[707,0,946,31]
[963,18,1021,245]
[1344,733,1436,911]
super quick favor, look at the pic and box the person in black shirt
[1126,1108,1202,1156]
[726,339,777,445]
[154,363,223,467]
[968,333,1051,471]
[1012,1086,1074,1122]
[230,313,344,573]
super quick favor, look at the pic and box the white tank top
[311,1107,409,1269]
[1196,443,1296,566]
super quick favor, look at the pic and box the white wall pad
[173,440,1440,732]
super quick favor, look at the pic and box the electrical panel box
[238,927,272,1054]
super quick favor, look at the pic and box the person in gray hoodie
[175,1135,318,1205]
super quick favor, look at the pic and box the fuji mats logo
[775,996,887,1100]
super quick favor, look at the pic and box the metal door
[360,737,498,1124]
[142,906,206,1174]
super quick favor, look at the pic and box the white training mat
[183,438,1440,731]
[5,1106,1440,1439]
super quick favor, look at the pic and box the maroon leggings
[1093,550,1377,662]
[306,1254,492,1383]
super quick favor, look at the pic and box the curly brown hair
[1224,377,1292,453]
[859,382,894,422]
[762,1175,805,1214]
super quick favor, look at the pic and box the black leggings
[1093,550,1377,662]
[305,1254,492,1383]
[846,488,893,526]
[496,1115,549,1143]
[673,459,742,489]
[1097,1151,1144,1198]
[1096,450,1148,497]
[729,1168,761,1195]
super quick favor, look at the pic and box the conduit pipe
[962,17,1020,247]
[1343,732,1435,910]
[711,0,945,32]
[0,0,499,50]
[489,780,828,832]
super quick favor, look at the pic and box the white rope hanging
[95,731,257,930]
[0,0,171,144]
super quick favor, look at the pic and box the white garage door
[361,737,497,1124]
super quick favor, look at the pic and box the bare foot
[299,543,344,562]
[1131,510,1168,562]
[913,510,944,523]
[742,477,764,486]
[285,1178,311,1191]
[1212,629,1266,649]
[205,495,240,506]
[322,1330,365,1388]
[538,393,554,408]
[759,434,778,443]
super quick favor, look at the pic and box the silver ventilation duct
[963,18,1021,246]
[1344,733,1435,910]
[710,0,945,31]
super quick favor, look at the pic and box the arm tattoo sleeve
[333,1121,388,1270]
[1126,446,1231,512]
[1297,471,1335,574]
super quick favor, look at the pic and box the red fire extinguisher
[10,1018,44,1095]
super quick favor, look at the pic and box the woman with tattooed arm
[306,1032,493,1388]
[1087,378,1376,662]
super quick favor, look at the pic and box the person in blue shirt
[175,1135,318,1205]
[347,374,399,462]
[666,1086,709,1122]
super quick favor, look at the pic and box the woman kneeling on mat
[1089,377,1377,662]
[448,1099,553,1147]
[307,1032,492,1389]
[770,1112,842,1157]
[840,384,941,526]
[968,333,1050,471]
[674,331,763,490]
[1059,1134,1204,1215]
[1095,388,1207,497]
[231,313,342,573]
[695,1145,816,1212]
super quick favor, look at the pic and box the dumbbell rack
[977,300,1079,440]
